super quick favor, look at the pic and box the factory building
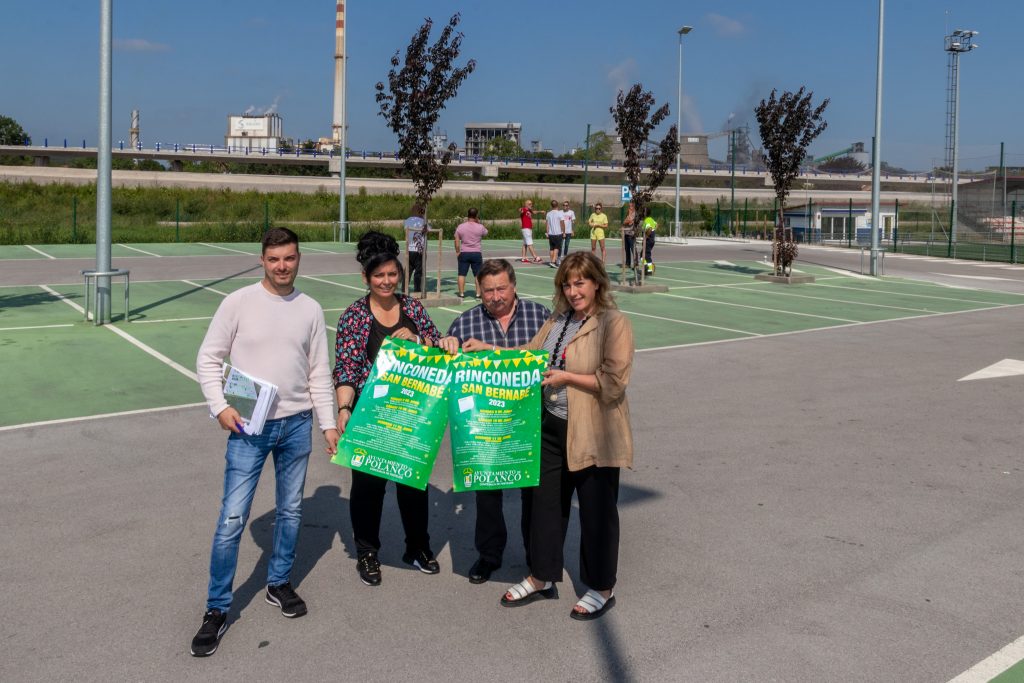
[225,113,284,151]
[464,122,521,157]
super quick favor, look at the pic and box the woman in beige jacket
[499,251,634,620]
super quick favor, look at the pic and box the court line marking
[0,402,207,433]
[947,633,1024,682]
[300,274,367,293]
[0,323,75,331]
[820,266,873,280]
[620,308,761,337]
[25,245,56,259]
[726,284,949,313]
[198,242,256,255]
[814,281,1024,304]
[636,302,1024,354]
[38,285,199,383]
[182,279,231,297]
[117,243,162,257]
[300,245,338,254]
[654,291,861,324]
[130,316,214,324]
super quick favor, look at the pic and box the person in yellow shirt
[588,203,609,262]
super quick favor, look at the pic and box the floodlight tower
[944,29,978,246]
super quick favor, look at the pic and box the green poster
[331,337,453,490]
[448,349,549,492]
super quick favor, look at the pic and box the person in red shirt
[518,199,543,264]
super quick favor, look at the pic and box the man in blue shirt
[448,259,550,583]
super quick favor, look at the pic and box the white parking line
[182,280,230,297]
[300,274,367,293]
[0,323,75,331]
[198,242,256,255]
[0,402,207,433]
[947,633,1024,682]
[130,316,213,324]
[620,308,761,337]
[655,291,860,323]
[118,243,162,257]
[38,285,199,383]
[25,245,56,259]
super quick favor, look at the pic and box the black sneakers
[190,608,228,657]
[403,549,440,574]
[358,552,382,586]
[265,582,307,618]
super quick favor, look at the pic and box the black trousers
[528,412,620,591]
[409,251,424,293]
[623,234,636,267]
[474,488,530,566]
[350,469,430,558]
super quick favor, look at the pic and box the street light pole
[944,29,978,247]
[674,25,692,239]
[869,0,884,275]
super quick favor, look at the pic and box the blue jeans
[206,410,312,612]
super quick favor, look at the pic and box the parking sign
[620,185,632,201]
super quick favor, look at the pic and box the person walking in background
[191,227,340,657]
[560,200,576,260]
[454,207,488,300]
[545,199,564,269]
[497,251,634,621]
[641,209,658,274]
[447,259,550,584]
[403,203,428,293]
[518,199,543,264]
[588,202,608,262]
[333,232,460,588]
[622,200,637,269]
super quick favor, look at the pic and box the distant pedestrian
[545,200,564,269]
[641,210,657,273]
[622,200,637,269]
[191,227,339,658]
[404,203,428,293]
[518,199,543,264]
[588,202,608,262]
[560,200,576,259]
[454,207,488,299]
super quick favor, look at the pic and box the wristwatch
[338,404,353,414]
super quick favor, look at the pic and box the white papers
[221,364,278,435]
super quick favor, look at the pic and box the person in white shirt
[545,199,564,269]
[560,200,576,260]
[190,227,339,658]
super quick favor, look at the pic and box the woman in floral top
[334,231,459,587]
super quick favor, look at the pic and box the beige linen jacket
[529,308,635,471]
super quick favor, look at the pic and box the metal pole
[582,123,590,220]
[730,130,736,236]
[333,1,348,242]
[1000,141,1006,210]
[95,0,113,323]
[869,0,884,276]
[674,26,692,238]
[1011,200,1017,265]
[951,52,961,244]
[947,200,955,258]
[848,197,853,248]
[893,197,899,252]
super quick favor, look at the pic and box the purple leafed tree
[610,84,680,221]
[375,14,476,209]
[754,87,829,275]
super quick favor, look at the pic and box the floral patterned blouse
[333,293,443,395]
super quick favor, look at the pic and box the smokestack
[129,109,140,148]
[331,2,346,146]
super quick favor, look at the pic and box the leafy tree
[755,87,829,215]
[817,155,864,174]
[482,136,524,159]
[0,115,31,145]
[375,14,476,210]
[610,84,679,221]
[754,87,829,274]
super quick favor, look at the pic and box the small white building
[783,202,898,242]
[225,113,284,151]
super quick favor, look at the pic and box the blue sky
[3,0,1021,171]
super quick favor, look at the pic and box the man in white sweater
[190,227,339,657]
